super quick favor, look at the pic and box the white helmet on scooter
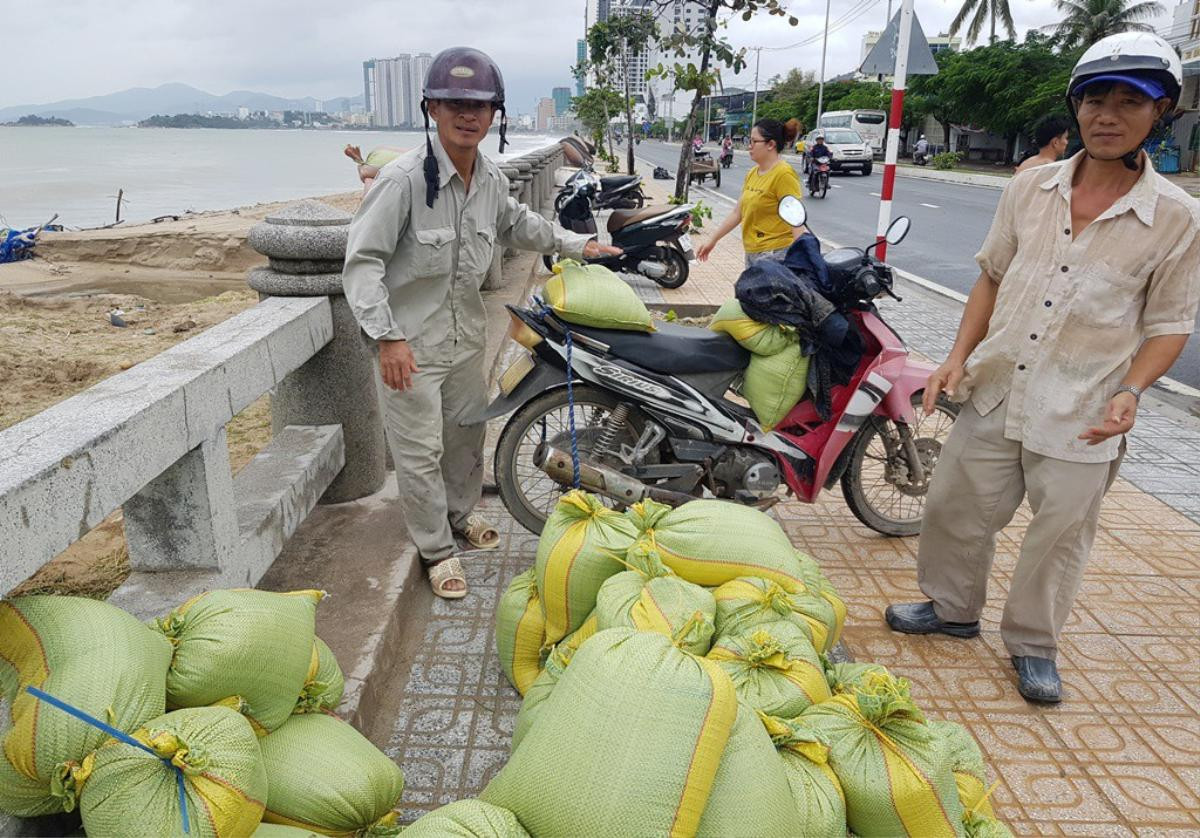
[1067,32,1182,169]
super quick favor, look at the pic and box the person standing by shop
[1015,115,1071,173]
[342,47,619,599]
[695,119,806,269]
[885,33,1199,703]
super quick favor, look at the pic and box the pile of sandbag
[479,490,1011,838]
[0,589,404,837]
[710,298,809,430]
[542,259,655,332]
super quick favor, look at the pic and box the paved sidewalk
[371,175,1200,835]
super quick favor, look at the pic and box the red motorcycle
[475,198,959,536]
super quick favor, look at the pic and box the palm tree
[948,0,1016,46]
[1054,0,1165,50]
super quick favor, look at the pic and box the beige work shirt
[960,151,1200,464]
[342,135,591,354]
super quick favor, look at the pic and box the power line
[762,0,882,52]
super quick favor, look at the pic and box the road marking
[920,202,941,209]
[870,191,881,197]
[831,184,843,189]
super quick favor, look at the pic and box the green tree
[647,0,798,199]
[587,11,659,174]
[1054,0,1165,49]
[572,88,627,157]
[948,0,1016,45]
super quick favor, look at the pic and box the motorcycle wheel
[840,392,960,537]
[542,253,557,272]
[714,168,721,188]
[819,173,828,198]
[495,385,648,534]
[651,247,689,288]
[553,191,569,214]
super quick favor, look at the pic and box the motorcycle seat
[606,206,666,234]
[600,174,640,191]
[562,318,749,375]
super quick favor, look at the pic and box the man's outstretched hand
[1079,392,1137,445]
[583,240,623,258]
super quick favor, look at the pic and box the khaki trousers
[917,398,1123,659]
[374,340,487,566]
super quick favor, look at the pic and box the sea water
[0,126,562,229]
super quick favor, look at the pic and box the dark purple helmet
[423,47,505,104]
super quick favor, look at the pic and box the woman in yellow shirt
[696,119,806,269]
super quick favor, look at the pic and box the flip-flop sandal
[455,513,501,550]
[427,556,468,600]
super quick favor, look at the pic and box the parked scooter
[554,165,645,213]
[479,197,958,538]
[545,175,695,288]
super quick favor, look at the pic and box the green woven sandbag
[626,498,807,593]
[594,546,716,655]
[712,575,839,653]
[258,713,404,835]
[543,260,654,332]
[154,589,323,733]
[760,713,848,838]
[495,568,548,696]
[964,810,1015,838]
[928,720,1003,824]
[403,800,531,838]
[825,661,891,696]
[801,673,964,838]
[536,491,638,645]
[0,596,172,817]
[482,628,741,838]
[709,299,795,356]
[695,702,800,838]
[294,638,344,714]
[253,825,323,838]
[79,706,267,838]
[707,620,830,717]
[744,342,809,431]
[511,644,573,753]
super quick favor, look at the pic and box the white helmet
[1068,32,1182,110]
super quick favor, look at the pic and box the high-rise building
[362,59,377,116]
[537,97,556,132]
[576,40,587,97]
[552,87,572,115]
[409,52,433,127]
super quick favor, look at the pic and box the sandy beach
[1,189,363,598]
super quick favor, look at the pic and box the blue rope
[25,686,191,834]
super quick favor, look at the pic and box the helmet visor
[1071,73,1167,101]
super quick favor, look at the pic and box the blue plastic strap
[25,686,191,834]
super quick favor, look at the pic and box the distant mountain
[0,83,364,125]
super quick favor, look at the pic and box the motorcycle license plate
[679,234,694,259]
[499,351,536,396]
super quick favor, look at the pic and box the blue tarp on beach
[0,226,40,263]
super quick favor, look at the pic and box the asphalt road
[635,140,1200,392]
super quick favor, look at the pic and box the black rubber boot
[1012,655,1062,703]
[884,601,981,638]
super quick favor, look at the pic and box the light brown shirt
[961,151,1200,463]
[342,135,591,354]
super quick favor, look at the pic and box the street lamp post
[816,0,831,129]
[750,46,762,131]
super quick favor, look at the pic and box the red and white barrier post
[876,0,915,261]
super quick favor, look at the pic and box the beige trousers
[917,398,1123,659]
[374,340,487,566]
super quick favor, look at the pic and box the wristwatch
[1114,384,1143,402]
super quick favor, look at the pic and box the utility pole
[876,0,914,261]
[750,46,762,131]
[816,0,831,130]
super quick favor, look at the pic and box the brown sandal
[427,556,468,599]
[455,513,500,551]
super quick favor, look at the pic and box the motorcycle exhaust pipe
[534,444,694,506]
[636,260,668,279]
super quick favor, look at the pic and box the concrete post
[513,159,534,212]
[247,200,387,503]
[123,428,239,571]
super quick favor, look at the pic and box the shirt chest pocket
[413,226,457,279]
[459,225,497,279]
[1068,260,1146,330]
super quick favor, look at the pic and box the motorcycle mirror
[885,216,911,246]
[777,195,807,228]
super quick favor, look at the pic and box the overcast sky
[2,0,1179,115]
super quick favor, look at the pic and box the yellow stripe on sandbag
[775,658,833,706]
[825,693,957,838]
[629,586,677,637]
[263,808,352,837]
[305,642,321,684]
[669,658,738,838]
[821,590,847,648]
[820,762,846,809]
[651,540,805,594]
[540,519,589,644]
[560,612,599,655]
[5,693,41,780]
[190,772,267,838]
[511,588,547,696]
[956,772,995,818]
[0,603,50,691]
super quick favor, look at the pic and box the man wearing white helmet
[886,33,1199,703]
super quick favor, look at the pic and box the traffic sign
[860,9,939,77]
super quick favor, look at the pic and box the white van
[819,110,887,157]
